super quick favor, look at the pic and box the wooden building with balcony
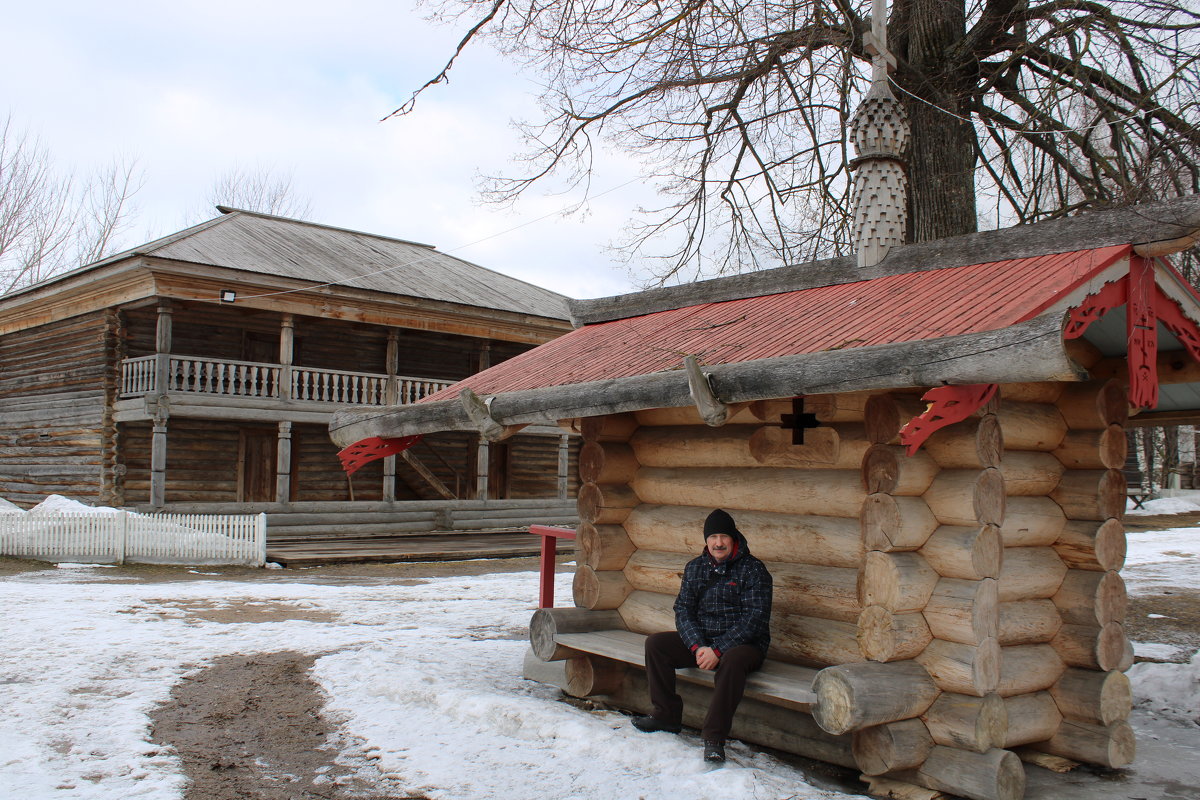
[0,207,579,540]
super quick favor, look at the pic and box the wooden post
[999,496,1066,547]
[280,313,295,401]
[275,421,292,504]
[150,399,168,509]
[923,468,1006,527]
[475,437,489,499]
[557,434,570,499]
[154,300,172,394]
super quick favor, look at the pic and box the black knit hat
[703,508,739,539]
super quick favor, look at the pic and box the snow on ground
[1,521,1198,800]
[0,566,845,800]
[1126,496,1200,516]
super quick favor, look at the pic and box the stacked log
[851,392,1022,800]
[1030,380,1135,768]
[574,414,639,611]
[547,383,1133,796]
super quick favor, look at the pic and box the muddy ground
[4,519,1198,800]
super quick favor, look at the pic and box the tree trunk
[898,44,979,244]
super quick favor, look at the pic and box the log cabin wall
[293,422,384,502]
[570,382,1132,800]
[121,420,245,504]
[498,434,580,500]
[0,311,114,507]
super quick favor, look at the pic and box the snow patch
[1128,649,1200,725]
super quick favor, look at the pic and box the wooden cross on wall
[779,397,821,444]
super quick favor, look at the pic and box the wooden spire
[850,0,909,269]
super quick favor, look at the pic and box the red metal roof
[426,245,1131,400]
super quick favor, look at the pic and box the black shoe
[703,740,726,763]
[631,715,681,734]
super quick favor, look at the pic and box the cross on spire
[849,0,910,269]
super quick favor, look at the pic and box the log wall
[0,311,115,506]
[565,380,1134,799]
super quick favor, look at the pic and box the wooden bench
[529,609,817,710]
[1126,487,1152,510]
[556,628,818,709]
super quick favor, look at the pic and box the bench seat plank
[555,628,818,709]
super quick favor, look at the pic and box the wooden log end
[917,746,1026,800]
[853,718,935,776]
[572,565,633,610]
[565,654,626,697]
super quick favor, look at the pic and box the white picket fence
[0,511,267,566]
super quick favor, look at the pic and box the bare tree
[397,0,1200,283]
[0,117,141,294]
[204,164,313,220]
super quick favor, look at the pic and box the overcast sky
[1,1,647,300]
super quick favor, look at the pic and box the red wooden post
[530,525,577,608]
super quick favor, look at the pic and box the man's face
[706,533,734,562]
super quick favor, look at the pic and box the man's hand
[695,646,720,670]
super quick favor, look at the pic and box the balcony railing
[120,355,454,406]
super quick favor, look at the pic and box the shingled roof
[329,196,1200,447]
[19,207,570,321]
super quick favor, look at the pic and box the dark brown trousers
[643,630,765,742]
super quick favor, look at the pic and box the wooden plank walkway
[266,530,571,567]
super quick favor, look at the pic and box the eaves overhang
[329,311,1083,446]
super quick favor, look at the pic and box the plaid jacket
[673,535,772,655]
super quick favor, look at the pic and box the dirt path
[151,651,422,800]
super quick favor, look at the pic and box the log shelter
[0,208,580,543]
[330,196,1200,800]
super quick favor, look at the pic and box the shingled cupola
[849,0,910,269]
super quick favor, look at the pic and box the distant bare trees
[204,164,312,220]
[0,116,140,294]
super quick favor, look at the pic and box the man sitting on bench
[631,508,774,763]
